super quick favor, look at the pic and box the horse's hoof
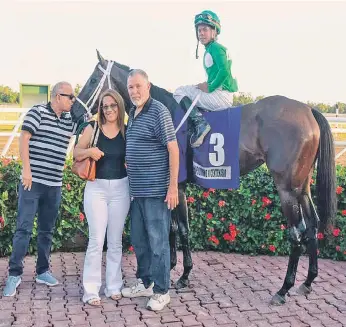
[297,283,312,295]
[174,278,188,290]
[270,293,286,306]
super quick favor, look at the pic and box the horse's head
[70,50,132,122]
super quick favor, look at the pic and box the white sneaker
[121,279,154,298]
[146,292,170,311]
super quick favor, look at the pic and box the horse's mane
[112,59,177,114]
[113,61,131,72]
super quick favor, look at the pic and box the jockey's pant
[9,182,62,276]
[82,177,130,302]
[173,85,234,110]
[130,197,171,294]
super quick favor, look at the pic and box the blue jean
[9,182,62,276]
[130,197,171,294]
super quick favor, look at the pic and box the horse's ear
[96,49,106,66]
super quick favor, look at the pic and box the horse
[71,50,336,305]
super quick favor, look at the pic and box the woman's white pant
[173,85,234,111]
[82,177,130,302]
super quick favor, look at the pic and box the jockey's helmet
[194,10,221,35]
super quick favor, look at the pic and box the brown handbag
[71,121,100,181]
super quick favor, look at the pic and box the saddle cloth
[173,105,242,189]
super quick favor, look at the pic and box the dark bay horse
[71,50,336,305]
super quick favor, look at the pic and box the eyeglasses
[59,93,76,101]
[101,103,118,112]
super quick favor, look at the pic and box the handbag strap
[90,121,100,148]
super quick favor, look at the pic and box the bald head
[50,81,75,114]
[51,81,72,98]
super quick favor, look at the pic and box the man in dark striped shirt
[3,82,77,297]
[122,70,179,311]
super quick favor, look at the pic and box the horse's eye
[90,78,97,84]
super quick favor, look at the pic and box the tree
[0,85,19,104]
[74,84,83,96]
[233,92,255,105]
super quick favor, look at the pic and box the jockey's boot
[179,96,211,148]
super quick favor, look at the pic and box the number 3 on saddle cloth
[173,105,242,190]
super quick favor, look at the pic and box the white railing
[0,107,76,158]
[1,107,346,158]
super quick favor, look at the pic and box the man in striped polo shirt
[121,69,179,311]
[3,82,77,297]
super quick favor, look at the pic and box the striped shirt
[126,97,176,197]
[21,103,76,187]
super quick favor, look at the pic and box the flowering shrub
[1,157,346,261]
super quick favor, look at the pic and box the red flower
[66,183,71,191]
[317,232,324,240]
[209,227,214,232]
[220,217,226,222]
[342,210,346,216]
[333,228,341,237]
[223,232,236,242]
[310,178,314,185]
[209,188,216,193]
[79,212,85,222]
[268,245,276,252]
[264,213,271,220]
[187,197,195,204]
[251,199,256,206]
[208,235,219,245]
[336,246,341,252]
[262,197,272,208]
[336,186,344,195]
[218,200,226,207]
[206,213,213,220]
[230,230,237,239]
[129,246,134,252]
[229,223,236,232]
[280,224,286,230]
[203,191,210,198]
[0,216,4,229]
[223,233,232,241]
[1,158,11,167]
[261,244,266,249]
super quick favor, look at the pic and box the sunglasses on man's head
[59,93,76,100]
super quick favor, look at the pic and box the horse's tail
[311,108,337,233]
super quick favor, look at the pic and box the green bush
[1,157,345,260]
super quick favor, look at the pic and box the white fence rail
[0,107,76,158]
[1,107,346,158]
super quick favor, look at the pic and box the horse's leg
[297,176,320,295]
[271,187,306,305]
[174,184,193,289]
[170,207,178,271]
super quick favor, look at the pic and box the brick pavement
[0,252,346,327]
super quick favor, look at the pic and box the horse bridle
[75,59,198,134]
[76,60,115,119]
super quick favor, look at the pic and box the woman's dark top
[89,121,127,180]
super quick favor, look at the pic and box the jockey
[173,10,238,148]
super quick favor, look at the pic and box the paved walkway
[0,252,346,327]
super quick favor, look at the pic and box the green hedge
[1,157,346,260]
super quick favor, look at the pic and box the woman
[74,89,130,306]
[173,10,238,148]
